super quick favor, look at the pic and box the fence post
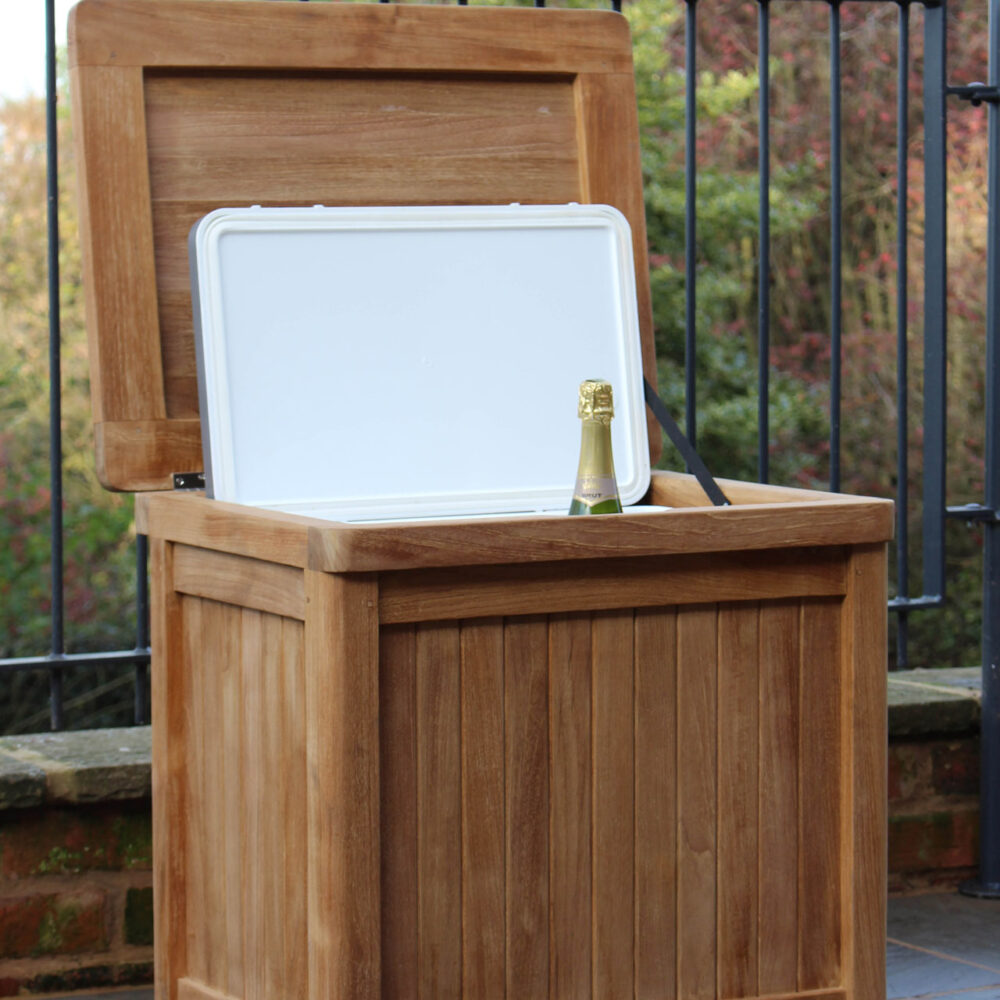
[961,0,1000,901]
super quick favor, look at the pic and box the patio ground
[39,889,1000,1000]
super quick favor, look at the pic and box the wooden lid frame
[69,0,656,492]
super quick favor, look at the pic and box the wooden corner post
[304,570,382,999]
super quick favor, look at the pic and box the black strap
[643,378,731,507]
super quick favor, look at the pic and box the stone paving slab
[888,891,1000,1000]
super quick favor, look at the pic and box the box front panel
[378,597,845,1000]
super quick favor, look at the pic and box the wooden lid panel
[69,0,654,491]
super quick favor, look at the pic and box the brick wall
[887,668,982,893]
[0,729,153,996]
[0,671,986,993]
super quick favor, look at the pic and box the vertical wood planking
[634,607,677,1000]
[305,571,381,1000]
[591,610,635,998]
[417,623,463,999]
[281,618,308,999]
[380,626,418,1000]
[799,599,844,991]
[181,596,207,987]
[201,602,227,991]
[717,603,761,999]
[676,604,718,1000]
[548,614,593,1000]
[758,601,801,994]
[261,612,286,997]
[504,617,550,996]
[151,540,188,1000]
[220,604,244,999]
[460,620,506,998]
[240,608,265,999]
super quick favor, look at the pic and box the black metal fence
[0,0,997,894]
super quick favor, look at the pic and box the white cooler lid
[189,203,649,522]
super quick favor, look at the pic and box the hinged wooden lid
[69,0,657,491]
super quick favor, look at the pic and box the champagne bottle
[568,379,623,515]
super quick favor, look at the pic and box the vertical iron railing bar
[45,0,65,732]
[829,0,843,493]
[757,0,771,485]
[896,0,911,667]
[685,0,698,453]
[921,0,948,605]
[959,0,1000,901]
[134,535,151,725]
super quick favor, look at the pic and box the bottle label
[572,475,619,507]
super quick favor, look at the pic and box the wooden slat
[798,600,843,991]
[68,65,163,426]
[548,614,593,1000]
[261,612,286,997]
[717,603,761,999]
[379,626,418,1000]
[70,2,635,75]
[151,539,188,1000]
[220,606,244,1000]
[591,610,635,997]
[281,617,308,1000]
[634,607,677,999]
[758,602,801,995]
[200,601,228,992]
[416,623,463,999]
[316,499,893,574]
[676,604,717,1000]
[137,492,325,568]
[645,470,869,508]
[240,608,265,998]
[304,571,381,1000]
[459,620,506,997]
[181,595,207,986]
[504,617,550,996]
[846,546,889,1000]
[172,545,305,620]
[379,548,847,624]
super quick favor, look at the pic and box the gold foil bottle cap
[578,379,615,424]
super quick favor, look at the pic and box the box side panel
[377,589,856,1000]
[152,542,308,1000]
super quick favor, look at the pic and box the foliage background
[0,0,993,731]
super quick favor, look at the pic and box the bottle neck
[576,418,615,476]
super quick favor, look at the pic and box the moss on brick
[1,803,152,879]
[114,812,153,870]
[0,894,51,958]
[33,893,108,956]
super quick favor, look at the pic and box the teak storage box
[69,3,894,999]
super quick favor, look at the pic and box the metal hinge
[173,472,206,490]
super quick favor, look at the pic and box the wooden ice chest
[69,3,894,999]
